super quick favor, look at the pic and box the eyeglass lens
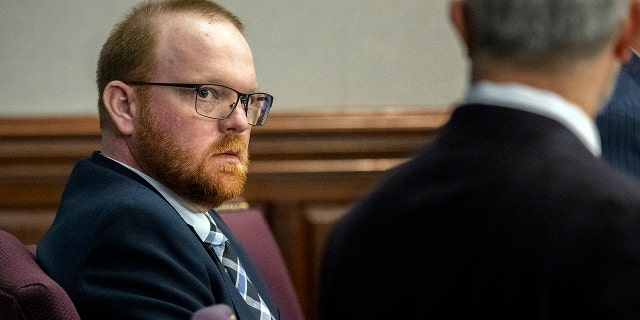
[195,85,272,126]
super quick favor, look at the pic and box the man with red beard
[36,1,275,319]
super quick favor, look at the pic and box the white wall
[0,0,467,116]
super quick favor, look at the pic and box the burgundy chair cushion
[219,209,305,320]
[0,230,80,320]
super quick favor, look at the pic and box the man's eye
[197,88,213,99]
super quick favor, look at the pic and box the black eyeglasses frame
[124,81,273,126]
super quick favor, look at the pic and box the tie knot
[205,220,227,247]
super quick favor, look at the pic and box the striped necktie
[205,212,274,320]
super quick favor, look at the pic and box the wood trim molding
[0,108,451,135]
[0,115,100,136]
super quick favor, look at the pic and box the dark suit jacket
[37,151,279,320]
[319,104,640,320]
[596,52,640,180]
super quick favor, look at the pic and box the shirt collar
[464,80,601,156]
[106,158,212,241]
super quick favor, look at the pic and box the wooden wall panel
[0,108,451,320]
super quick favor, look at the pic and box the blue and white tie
[205,213,274,320]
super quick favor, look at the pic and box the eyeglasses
[125,81,273,126]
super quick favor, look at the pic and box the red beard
[133,105,249,208]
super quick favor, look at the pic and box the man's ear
[615,0,640,62]
[103,80,137,135]
[450,0,472,55]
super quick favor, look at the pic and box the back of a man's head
[463,0,632,68]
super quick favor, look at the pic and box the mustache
[206,133,249,161]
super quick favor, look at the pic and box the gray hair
[463,0,631,67]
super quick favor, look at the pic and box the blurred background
[0,0,466,116]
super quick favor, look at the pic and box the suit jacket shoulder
[38,152,277,319]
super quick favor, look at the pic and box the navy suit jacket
[596,52,640,180]
[319,105,640,319]
[37,151,279,320]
